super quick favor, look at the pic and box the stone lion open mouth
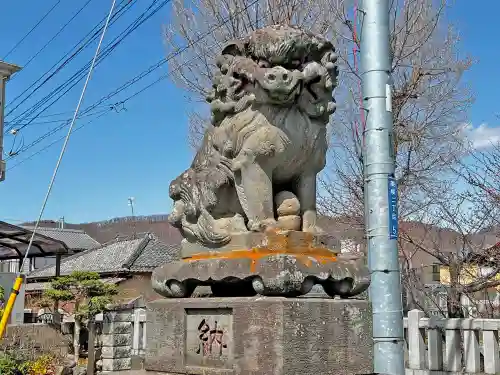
[260,80,302,104]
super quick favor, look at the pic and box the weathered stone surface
[1,323,70,360]
[101,345,132,359]
[101,322,132,335]
[73,366,87,375]
[145,297,373,375]
[101,358,132,372]
[153,230,369,299]
[275,191,300,216]
[153,253,369,299]
[63,354,77,369]
[55,366,73,375]
[155,24,369,299]
[130,355,145,370]
[180,229,340,259]
[277,214,301,230]
[167,25,339,248]
[103,310,134,323]
[101,333,132,347]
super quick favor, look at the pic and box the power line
[6,0,168,132]
[77,0,258,117]
[15,0,97,73]
[10,106,110,120]
[5,0,134,116]
[18,0,118,274]
[5,107,112,158]
[6,0,262,166]
[7,0,262,163]
[7,110,112,170]
[4,0,135,114]
[8,0,160,124]
[0,0,118,338]
[2,0,63,60]
[5,107,109,128]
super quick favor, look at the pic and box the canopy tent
[0,221,68,273]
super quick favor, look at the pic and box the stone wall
[1,323,70,360]
[96,299,147,374]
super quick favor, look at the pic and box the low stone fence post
[404,308,500,374]
[97,308,134,373]
[96,298,147,374]
[132,307,146,358]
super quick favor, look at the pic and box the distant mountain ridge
[21,215,498,259]
[22,214,365,246]
[89,214,170,226]
[22,214,182,245]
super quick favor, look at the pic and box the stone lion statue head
[207,25,338,126]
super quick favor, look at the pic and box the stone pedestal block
[145,297,373,375]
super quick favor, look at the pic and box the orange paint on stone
[183,231,338,272]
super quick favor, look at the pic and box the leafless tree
[313,0,480,318]
[318,0,473,221]
[163,0,354,148]
[163,0,495,318]
[399,186,500,318]
[396,139,500,318]
[165,0,472,201]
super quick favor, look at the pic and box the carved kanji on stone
[195,319,228,356]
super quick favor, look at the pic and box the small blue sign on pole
[388,175,398,240]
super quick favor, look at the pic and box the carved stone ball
[275,191,300,216]
[277,215,301,231]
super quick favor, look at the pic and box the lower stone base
[145,297,373,375]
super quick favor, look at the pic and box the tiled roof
[21,226,100,251]
[26,234,181,281]
[28,238,145,279]
[128,239,180,272]
[25,277,126,292]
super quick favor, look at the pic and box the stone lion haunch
[168,25,338,247]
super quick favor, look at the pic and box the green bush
[0,353,55,375]
[0,353,30,375]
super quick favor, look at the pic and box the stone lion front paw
[302,225,325,235]
[231,150,253,171]
[248,218,278,232]
[231,158,244,172]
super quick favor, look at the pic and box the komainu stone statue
[153,25,370,299]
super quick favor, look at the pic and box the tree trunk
[87,320,96,375]
[447,263,464,318]
[74,319,81,363]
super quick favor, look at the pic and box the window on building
[431,264,441,282]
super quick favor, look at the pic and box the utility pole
[0,61,22,182]
[128,197,136,239]
[360,0,405,374]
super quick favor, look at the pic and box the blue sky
[0,1,499,224]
